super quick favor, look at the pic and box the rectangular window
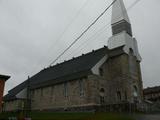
[64,82,68,97]
[79,79,84,96]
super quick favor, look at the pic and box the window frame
[64,82,68,97]
[79,79,85,97]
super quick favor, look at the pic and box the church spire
[108,0,141,61]
[111,0,132,36]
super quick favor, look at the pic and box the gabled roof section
[4,46,126,101]
[8,80,27,96]
[3,80,28,101]
[4,47,109,101]
[111,0,130,25]
[29,47,108,88]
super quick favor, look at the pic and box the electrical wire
[28,0,91,75]
[6,0,142,92]
[62,0,142,61]
[65,25,109,58]
[49,0,117,66]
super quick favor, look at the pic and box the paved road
[135,114,160,120]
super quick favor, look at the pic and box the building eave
[0,74,10,81]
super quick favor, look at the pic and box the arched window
[100,88,105,104]
[117,91,121,101]
[129,48,134,55]
[50,86,54,102]
[64,82,68,97]
[79,79,84,96]
[133,86,138,97]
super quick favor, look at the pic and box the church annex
[3,0,143,112]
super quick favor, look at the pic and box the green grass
[0,112,135,120]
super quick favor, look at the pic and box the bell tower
[107,0,143,103]
[108,0,141,61]
[0,74,10,112]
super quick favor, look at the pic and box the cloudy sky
[0,0,160,94]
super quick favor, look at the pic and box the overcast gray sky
[0,0,160,94]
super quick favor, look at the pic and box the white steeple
[111,0,130,25]
[111,0,132,36]
[108,0,142,61]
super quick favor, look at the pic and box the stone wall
[3,52,143,112]
[31,76,102,111]
[100,52,143,104]
[30,52,143,111]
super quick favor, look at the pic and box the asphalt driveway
[135,114,160,120]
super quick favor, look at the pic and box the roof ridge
[41,46,108,72]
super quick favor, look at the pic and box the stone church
[3,0,143,112]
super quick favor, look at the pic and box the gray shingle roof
[4,46,125,101]
[29,47,108,89]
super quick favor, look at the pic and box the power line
[6,0,91,93]
[28,0,91,75]
[5,0,143,92]
[71,33,110,58]
[49,0,117,66]
[66,25,109,58]
[47,0,91,52]
[59,0,142,62]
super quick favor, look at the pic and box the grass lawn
[0,112,135,120]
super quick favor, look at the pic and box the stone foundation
[31,102,138,113]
